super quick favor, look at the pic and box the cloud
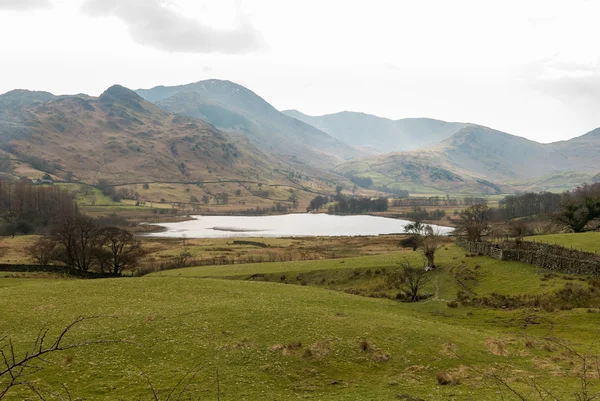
[0,0,51,11]
[524,58,600,126]
[81,0,264,54]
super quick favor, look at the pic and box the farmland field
[2,236,600,400]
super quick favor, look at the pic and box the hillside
[0,85,286,185]
[283,109,470,152]
[336,125,600,194]
[136,80,364,168]
[2,239,600,399]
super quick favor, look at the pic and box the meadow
[2,235,600,400]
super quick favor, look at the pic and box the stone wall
[455,238,600,275]
[0,264,117,278]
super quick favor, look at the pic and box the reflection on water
[145,214,453,238]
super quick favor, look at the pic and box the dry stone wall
[455,238,600,275]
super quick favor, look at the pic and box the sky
[0,0,598,143]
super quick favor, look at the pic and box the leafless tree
[419,225,442,268]
[455,204,490,242]
[50,215,100,271]
[96,227,144,275]
[25,236,56,266]
[387,259,432,302]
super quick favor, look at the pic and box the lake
[146,214,453,238]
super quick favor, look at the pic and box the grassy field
[2,273,598,400]
[525,232,600,253]
[153,243,575,299]
[3,236,600,400]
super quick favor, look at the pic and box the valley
[1,77,600,401]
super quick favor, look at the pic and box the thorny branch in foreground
[139,364,203,401]
[0,316,123,400]
[458,335,600,401]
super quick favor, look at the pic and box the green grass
[525,232,600,253]
[152,252,404,278]
[153,244,572,299]
[2,275,597,400]
[56,183,121,206]
[3,243,600,400]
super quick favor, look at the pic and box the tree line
[306,192,388,214]
[0,179,144,274]
[451,183,600,242]
[392,196,487,207]
[27,214,144,275]
[0,180,78,236]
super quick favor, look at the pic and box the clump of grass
[543,343,556,353]
[303,342,331,360]
[447,300,459,308]
[486,338,508,356]
[286,341,302,350]
[435,370,460,385]
[372,351,391,363]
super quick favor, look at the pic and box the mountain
[336,125,600,194]
[0,89,57,143]
[283,110,470,153]
[136,80,363,168]
[0,85,284,184]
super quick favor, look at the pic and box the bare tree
[455,204,490,242]
[387,259,432,302]
[25,237,56,266]
[419,226,442,268]
[51,215,100,271]
[96,227,144,275]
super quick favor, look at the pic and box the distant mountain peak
[135,80,363,167]
[1,89,55,97]
[283,109,471,152]
[100,85,143,101]
[99,85,146,112]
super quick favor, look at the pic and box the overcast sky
[0,0,598,142]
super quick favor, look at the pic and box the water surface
[146,214,453,238]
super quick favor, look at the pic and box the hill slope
[336,125,600,194]
[0,85,284,184]
[136,80,363,168]
[283,109,470,152]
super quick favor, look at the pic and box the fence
[455,238,600,275]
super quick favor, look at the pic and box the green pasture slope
[154,245,574,298]
[2,245,600,400]
[525,232,600,253]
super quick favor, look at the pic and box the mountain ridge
[282,109,471,153]
[135,80,364,168]
[0,85,286,185]
[335,124,600,194]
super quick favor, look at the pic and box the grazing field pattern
[2,241,600,400]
